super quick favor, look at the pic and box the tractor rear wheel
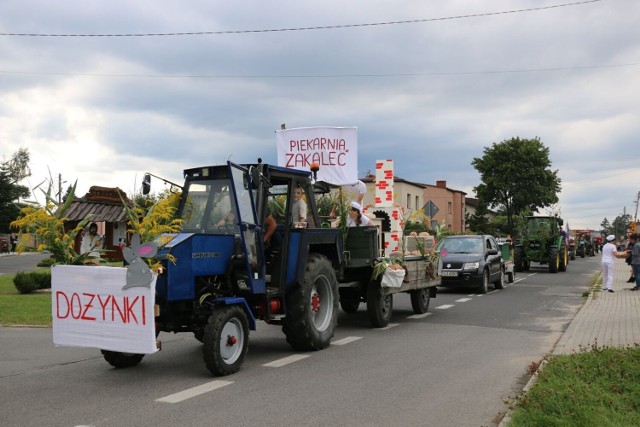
[282,254,338,350]
[514,246,525,272]
[203,305,249,376]
[549,247,559,273]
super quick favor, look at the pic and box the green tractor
[514,216,568,273]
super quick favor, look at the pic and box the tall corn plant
[11,180,95,264]
[119,189,183,270]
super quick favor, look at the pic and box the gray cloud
[2,0,639,229]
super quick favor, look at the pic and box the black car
[436,235,505,293]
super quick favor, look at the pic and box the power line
[0,0,602,37]
[2,61,636,80]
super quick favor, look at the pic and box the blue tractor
[102,160,342,376]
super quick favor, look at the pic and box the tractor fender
[204,297,257,330]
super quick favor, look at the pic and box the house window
[448,201,452,214]
[416,196,419,211]
[407,194,411,209]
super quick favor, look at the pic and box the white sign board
[276,126,358,185]
[52,265,158,354]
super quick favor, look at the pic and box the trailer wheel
[203,305,249,376]
[410,288,430,314]
[494,268,505,290]
[340,288,360,313]
[101,351,145,369]
[340,298,360,313]
[283,254,338,351]
[367,280,393,327]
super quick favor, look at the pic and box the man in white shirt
[81,223,103,263]
[601,234,628,292]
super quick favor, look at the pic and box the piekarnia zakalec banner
[52,265,158,354]
[276,126,358,186]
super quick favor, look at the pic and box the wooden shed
[64,186,131,261]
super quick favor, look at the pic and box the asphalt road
[0,252,49,275]
[0,255,601,427]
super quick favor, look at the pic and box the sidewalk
[553,258,640,354]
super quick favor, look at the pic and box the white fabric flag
[276,126,358,185]
[52,265,158,354]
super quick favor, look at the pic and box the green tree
[466,199,492,234]
[610,214,631,240]
[471,137,561,236]
[600,217,612,233]
[0,148,31,233]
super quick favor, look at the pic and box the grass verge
[507,345,640,426]
[0,273,52,326]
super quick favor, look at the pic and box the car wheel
[478,270,489,294]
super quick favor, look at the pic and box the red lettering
[98,295,111,321]
[125,296,139,324]
[142,296,146,325]
[111,297,127,323]
[56,291,70,319]
[81,293,97,321]
[70,293,82,320]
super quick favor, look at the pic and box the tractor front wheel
[203,305,249,376]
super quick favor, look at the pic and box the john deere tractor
[514,216,568,273]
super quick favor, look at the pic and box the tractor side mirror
[142,173,151,195]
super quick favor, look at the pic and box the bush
[13,271,39,294]
[33,270,51,290]
[13,270,51,294]
[37,257,56,268]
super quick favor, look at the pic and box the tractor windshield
[179,178,239,233]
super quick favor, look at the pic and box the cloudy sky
[1,0,638,230]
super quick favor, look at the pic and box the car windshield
[438,238,483,254]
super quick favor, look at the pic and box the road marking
[332,336,363,345]
[456,298,472,303]
[263,354,310,368]
[156,380,233,403]
[408,312,432,319]
[527,273,537,277]
[379,323,399,330]
[435,304,454,309]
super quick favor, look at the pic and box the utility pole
[634,191,640,223]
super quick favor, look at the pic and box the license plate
[441,271,458,277]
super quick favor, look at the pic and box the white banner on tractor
[276,126,358,185]
[52,265,158,354]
